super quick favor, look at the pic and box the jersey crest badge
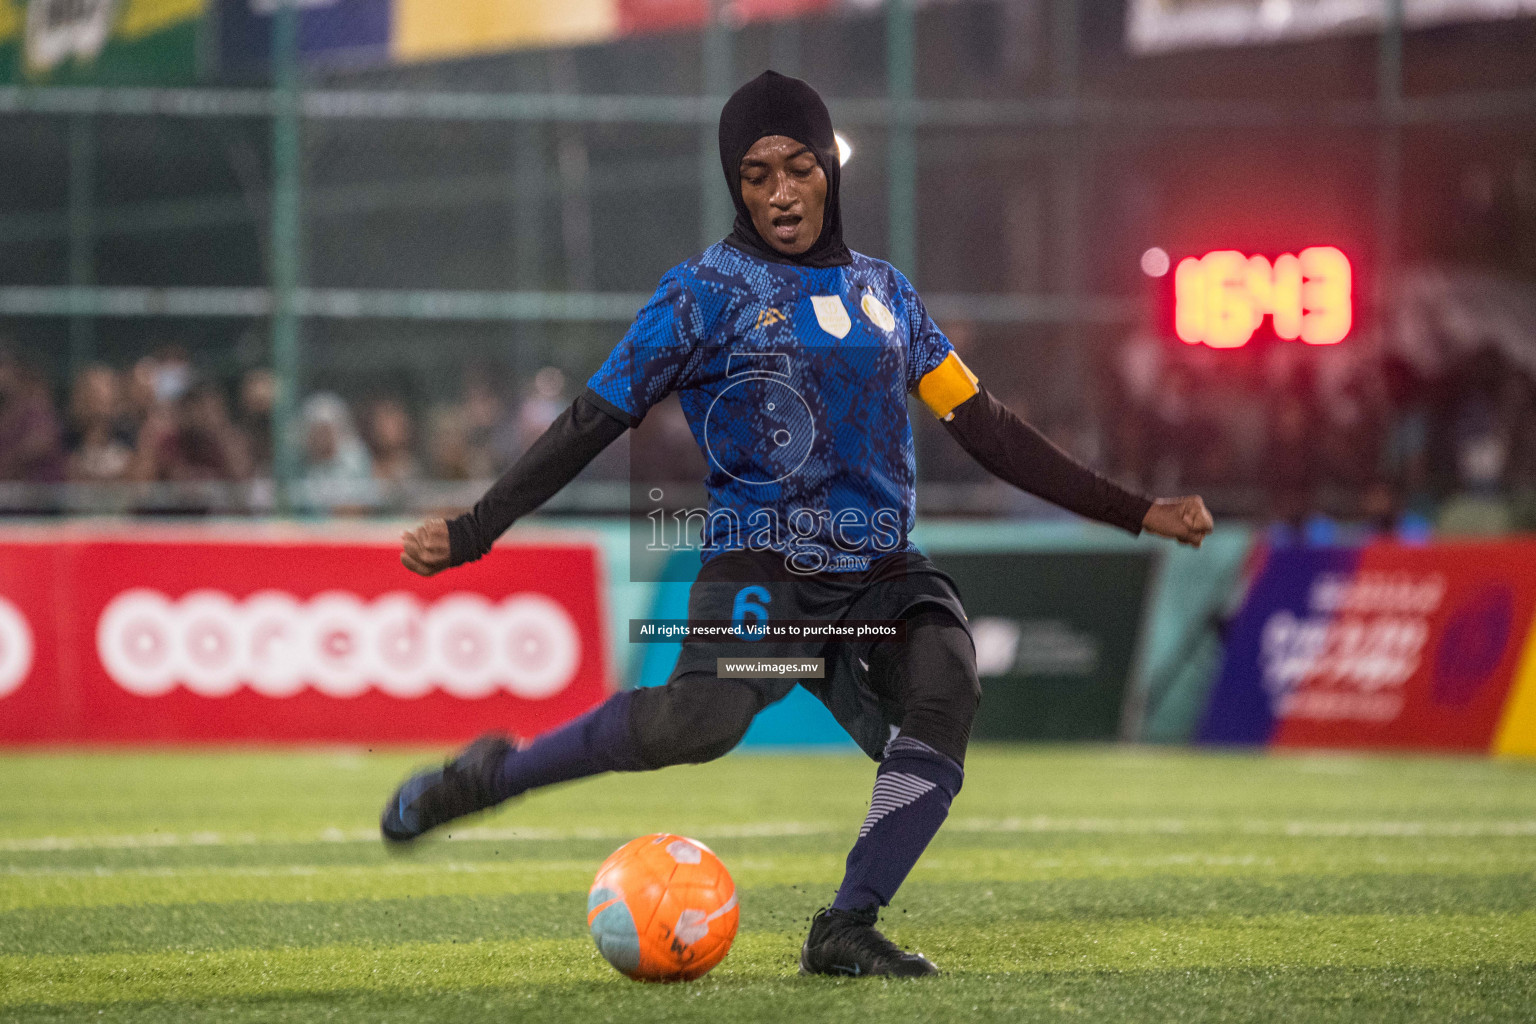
[860,292,897,332]
[810,295,852,339]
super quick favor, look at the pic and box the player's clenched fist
[400,517,452,576]
[1141,495,1214,548]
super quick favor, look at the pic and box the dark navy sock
[832,735,964,912]
[491,690,648,801]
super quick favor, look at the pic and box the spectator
[426,405,475,481]
[1264,388,1320,530]
[1112,325,1164,490]
[1359,477,1400,537]
[239,369,276,475]
[1378,355,1433,517]
[1317,350,1388,504]
[516,367,569,454]
[124,347,193,428]
[1451,389,1507,494]
[145,346,193,407]
[1436,352,1529,535]
[65,364,134,482]
[461,375,517,474]
[1149,363,1198,494]
[366,398,420,485]
[1502,372,1536,530]
[301,392,372,485]
[452,366,569,478]
[123,357,161,433]
[0,351,66,483]
[131,381,252,483]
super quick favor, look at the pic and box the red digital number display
[1174,246,1352,349]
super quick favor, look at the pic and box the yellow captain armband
[916,350,980,421]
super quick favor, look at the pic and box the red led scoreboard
[1173,246,1352,349]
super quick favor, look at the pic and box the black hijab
[718,70,852,269]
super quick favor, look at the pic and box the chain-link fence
[2,1,1535,526]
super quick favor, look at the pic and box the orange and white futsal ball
[587,833,739,982]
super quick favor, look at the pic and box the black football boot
[380,733,513,843]
[799,906,939,977]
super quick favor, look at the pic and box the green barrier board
[931,550,1155,741]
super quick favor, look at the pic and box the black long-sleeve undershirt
[941,385,1152,535]
[446,381,1151,566]
[445,390,628,566]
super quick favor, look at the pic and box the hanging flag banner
[1127,0,1536,55]
[217,0,849,71]
[1,0,207,84]
[219,0,388,72]
[616,0,834,36]
[393,0,614,63]
[1200,540,1536,753]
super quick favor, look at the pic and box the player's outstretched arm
[917,352,1211,543]
[398,392,628,577]
[941,387,1148,533]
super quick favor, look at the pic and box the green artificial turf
[1,746,1534,1022]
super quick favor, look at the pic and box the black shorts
[668,548,971,758]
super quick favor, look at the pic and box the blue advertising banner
[1198,546,1362,745]
[1200,541,1536,753]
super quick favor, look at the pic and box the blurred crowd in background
[0,343,582,515]
[1100,332,1536,538]
[3,329,1535,536]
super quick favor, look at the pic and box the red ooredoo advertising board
[0,529,612,744]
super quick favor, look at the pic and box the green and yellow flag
[0,0,206,85]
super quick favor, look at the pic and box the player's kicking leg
[381,675,780,842]
[381,733,515,842]
[799,608,979,977]
[382,688,642,842]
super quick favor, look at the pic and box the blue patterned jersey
[588,243,954,573]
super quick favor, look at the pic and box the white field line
[5,816,1536,854]
[955,816,1536,838]
[2,860,592,879]
[11,848,1535,880]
